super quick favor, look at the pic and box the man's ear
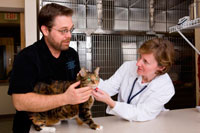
[41,25,49,36]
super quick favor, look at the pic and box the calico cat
[29,67,103,132]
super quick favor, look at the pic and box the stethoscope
[127,77,148,104]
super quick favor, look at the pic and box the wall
[0,85,16,115]
[195,29,200,105]
[25,0,37,47]
[0,0,24,8]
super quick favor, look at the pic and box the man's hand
[63,81,93,105]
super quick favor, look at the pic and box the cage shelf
[169,18,200,55]
[169,18,200,33]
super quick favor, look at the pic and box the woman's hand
[92,88,116,108]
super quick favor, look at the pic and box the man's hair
[38,3,73,32]
[138,38,175,75]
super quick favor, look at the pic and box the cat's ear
[94,67,100,76]
[79,67,87,77]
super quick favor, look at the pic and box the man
[8,3,92,133]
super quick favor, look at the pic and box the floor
[0,115,14,133]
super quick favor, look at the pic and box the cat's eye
[87,78,91,81]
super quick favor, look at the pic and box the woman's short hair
[138,38,174,75]
[38,3,73,32]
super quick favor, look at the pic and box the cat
[29,67,103,132]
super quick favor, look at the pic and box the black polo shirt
[8,37,80,133]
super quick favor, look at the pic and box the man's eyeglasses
[50,27,75,35]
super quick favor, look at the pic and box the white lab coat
[98,61,175,121]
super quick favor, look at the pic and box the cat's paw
[40,127,56,132]
[96,125,103,130]
[75,117,84,125]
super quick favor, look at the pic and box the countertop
[30,108,200,133]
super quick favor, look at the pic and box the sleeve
[8,53,38,95]
[106,80,175,121]
[98,62,130,96]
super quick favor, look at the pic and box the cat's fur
[29,67,102,131]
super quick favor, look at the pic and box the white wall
[25,0,37,47]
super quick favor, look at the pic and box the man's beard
[48,37,70,51]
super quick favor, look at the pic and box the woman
[92,38,175,121]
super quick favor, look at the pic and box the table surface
[30,108,200,133]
